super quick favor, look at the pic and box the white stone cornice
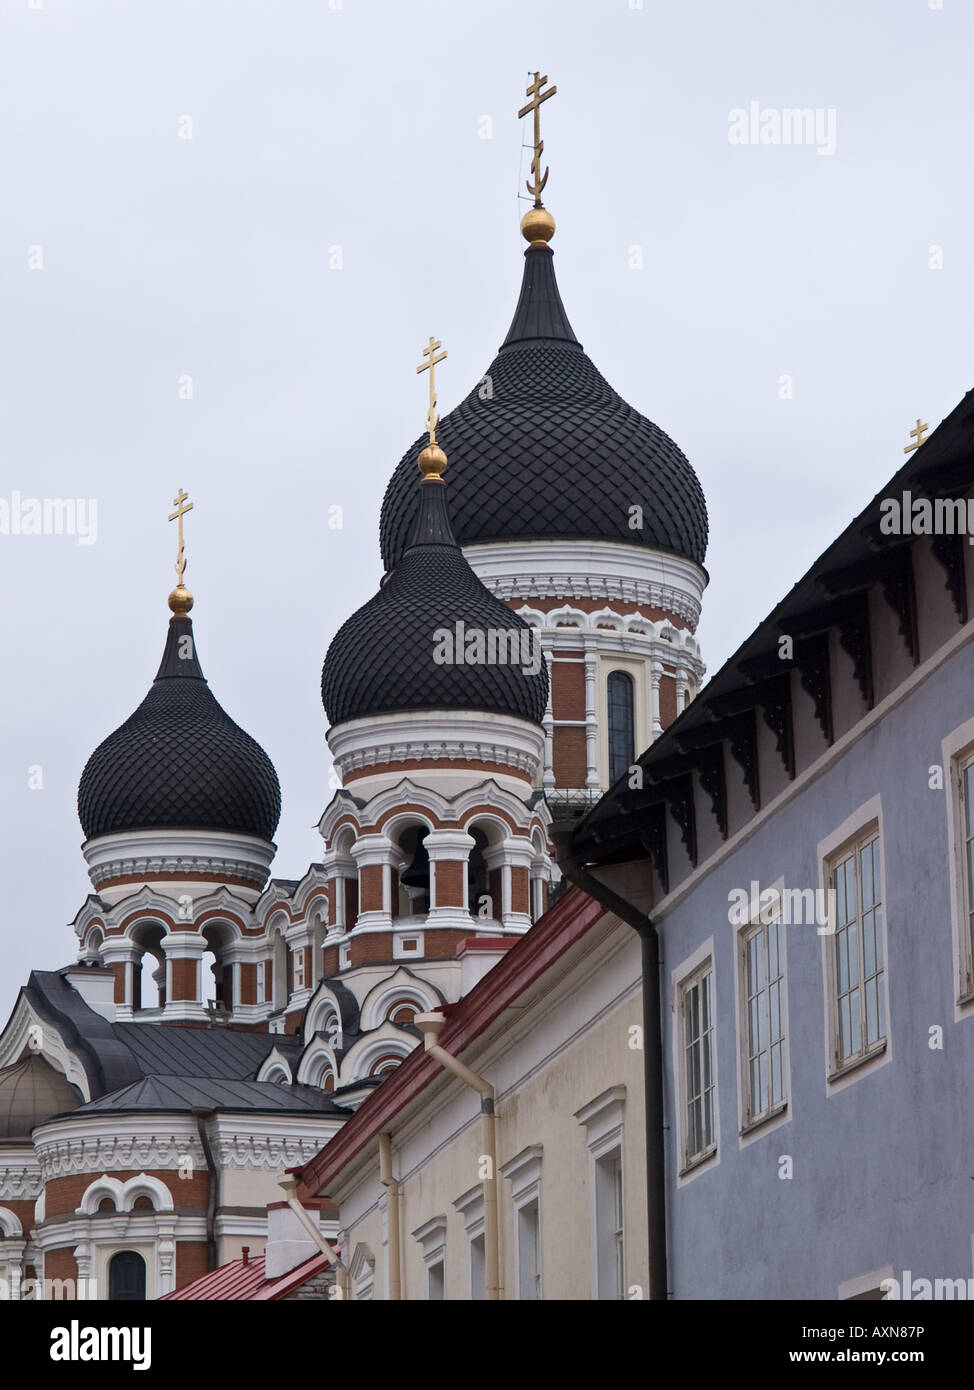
[82,829,275,897]
[32,1119,205,1180]
[327,710,544,784]
[465,539,707,627]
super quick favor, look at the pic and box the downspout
[378,1132,402,1300]
[414,1012,500,1301]
[278,1174,348,1298]
[554,852,667,1303]
[192,1108,219,1272]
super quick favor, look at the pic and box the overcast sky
[1,0,971,1020]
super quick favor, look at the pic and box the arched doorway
[108,1250,146,1301]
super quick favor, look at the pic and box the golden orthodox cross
[904,419,929,454]
[519,71,557,206]
[416,336,448,445]
[168,487,194,584]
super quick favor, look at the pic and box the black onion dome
[379,244,708,570]
[78,616,281,841]
[322,477,548,727]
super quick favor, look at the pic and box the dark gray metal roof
[68,1074,349,1116]
[380,245,708,570]
[78,614,281,842]
[111,1022,302,1081]
[324,477,548,727]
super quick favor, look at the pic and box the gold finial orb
[521,206,555,246]
[168,584,194,616]
[418,443,448,481]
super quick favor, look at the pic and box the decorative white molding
[327,711,545,782]
[465,539,707,628]
[82,829,275,894]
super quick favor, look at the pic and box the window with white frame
[469,1233,485,1301]
[500,1146,542,1302]
[828,828,886,1072]
[575,1086,626,1300]
[293,948,305,991]
[594,1150,624,1300]
[517,1199,541,1301]
[453,1185,485,1302]
[680,962,716,1167]
[740,911,787,1127]
[256,961,265,1002]
[955,749,974,997]
[411,1214,447,1302]
[427,1260,444,1300]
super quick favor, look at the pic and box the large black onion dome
[380,245,708,570]
[78,616,281,841]
[322,477,548,727]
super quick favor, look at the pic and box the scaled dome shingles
[380,245,709,571]
[78,616,281,842]
[322,481,548,728]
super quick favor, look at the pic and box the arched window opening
[108,1251,146,1302]
[369,1055,403,1078]
[467,827,491,920]
[97,1197,116,1214]
[398,826,430,917]
[131,1196,153,1212]
[388,1002,418,1024]
[607,671,635,786]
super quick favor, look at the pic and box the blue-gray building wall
[659,631,974,1299]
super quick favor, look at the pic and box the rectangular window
[293,949,305,991]
[469,1233,485,1301]
[958,753,974,996]
[680,963,716,1168]
[594,1149,624,1300]
[516,1200,541,1300]
[829,830,886,1072]
[427,1260,444,1300]
[741,914,787,1126]
[256,961,265,1003]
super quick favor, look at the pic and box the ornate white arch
[358,970,441,1032]
[78,1175,125,1215]
[0,1207,23,1238]
[296,1036,338,1088]
[339,1028,415,1084]
[120,1174,174,1213]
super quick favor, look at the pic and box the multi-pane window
[595,1150,624,1300]
[830,832,886,1070]
[959,755,974,994]
[741,915,787,1124]
[607,670,635,785]
[427,1260,444,1300]
[681,965,716,1166]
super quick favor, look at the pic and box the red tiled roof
[300,884,604,1197]
[160,1251,329,1301]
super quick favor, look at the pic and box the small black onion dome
[380,244,708,570]
[322,476,548,727]
[78,616,281,841]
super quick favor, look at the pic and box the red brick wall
[347,929,469,967]
[45,1169,208,1219]
[554,726,587,787]
[359,865,384,912]
[659,672,677,729]
[511,866,529,915]
[435,860,464,907]
[170,958,198,1002]
[552,657,584,720]
[44,1248,77,1288]
[110,961,126,1004]
[239,962,257,1006]
[175,1241,210,1291]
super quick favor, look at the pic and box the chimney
[59,965,117,1022]
[264,1201,322,1280]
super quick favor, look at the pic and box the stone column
[584,644,600,790]
[542,641,556,792]
[160,930,209,1022]
[424,830,476,932]
[650,659,664,740]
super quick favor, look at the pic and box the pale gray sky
[1,0,971,1019]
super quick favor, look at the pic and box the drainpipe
[192,1108,219,1272]
[278,1174,347,1298]
[554,852,667,1302]
[378,1132,402,1300]
[414,1012,500,1301]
